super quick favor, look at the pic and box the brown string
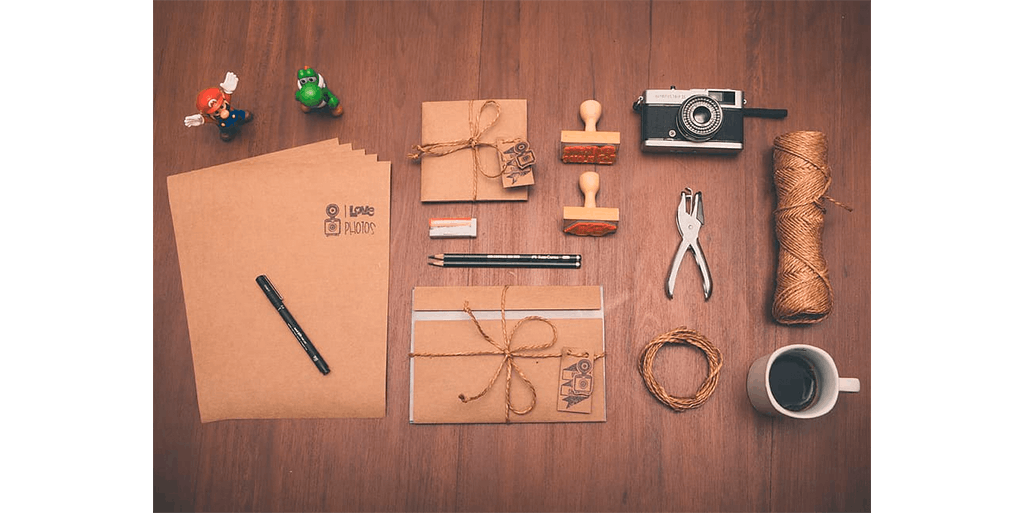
[771,131,852,325]
[409,285,605,422]
[407,100,506,200]
[638,327,722,411]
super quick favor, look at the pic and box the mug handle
[838,377,861,393]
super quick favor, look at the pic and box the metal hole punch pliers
[667,188,712,300]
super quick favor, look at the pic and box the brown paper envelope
[420,99,529,202]
[410,286,605,424]
[167,140,390,422]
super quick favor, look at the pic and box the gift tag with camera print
[557,347,594,413]
[497,139,536,188]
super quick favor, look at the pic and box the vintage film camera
[632,87,786,154]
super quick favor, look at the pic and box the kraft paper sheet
[167,138,390,422]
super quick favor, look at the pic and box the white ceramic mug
[746,344,860,419]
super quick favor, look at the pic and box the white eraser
[429,217,477,238]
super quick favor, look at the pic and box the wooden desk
[153,1,870,510]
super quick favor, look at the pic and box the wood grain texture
[153,1,870,511]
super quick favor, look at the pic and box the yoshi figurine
[295,66,344,117]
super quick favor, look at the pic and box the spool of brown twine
[638,327,722,411]
[771,131,852,325]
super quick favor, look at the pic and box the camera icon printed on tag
[497,138,536,188]
[559,356,594,413]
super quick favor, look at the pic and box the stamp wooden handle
[580,100,602,132]
[580,171,600,208]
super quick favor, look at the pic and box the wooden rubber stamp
[563,171,619,236]
[561,99,620,164]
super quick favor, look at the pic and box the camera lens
[676,95,723,141]
[693,106,712,124]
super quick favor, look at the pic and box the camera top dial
[677,95,724,141]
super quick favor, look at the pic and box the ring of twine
[409,285,605,422]
[771,131,853,325]
[638,327,722,411]
[408,100,512,200]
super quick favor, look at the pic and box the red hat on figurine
[196,87,226,114]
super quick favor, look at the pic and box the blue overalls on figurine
[184,71,254,142]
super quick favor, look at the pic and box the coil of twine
[771,131,852,325]
[638,327,722,411]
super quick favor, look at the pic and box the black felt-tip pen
[255,275,331,375]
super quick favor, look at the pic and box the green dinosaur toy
[295,66,344,117]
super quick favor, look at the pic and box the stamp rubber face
[768,354,818,412]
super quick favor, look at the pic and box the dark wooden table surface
[153,1,871,511]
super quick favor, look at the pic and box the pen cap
[255,275,284,308]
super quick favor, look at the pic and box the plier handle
[667,188,712,300]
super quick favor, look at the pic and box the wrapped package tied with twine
[771,131,852,325]
[408,285,607,424]
[409,99,530,202]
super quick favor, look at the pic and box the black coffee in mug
[768,354,818,411]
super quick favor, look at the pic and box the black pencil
[428,260,582,268]
[429,253,581,263]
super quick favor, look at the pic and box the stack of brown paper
[409,286,606,424]
[417,99,529,202]
[167,139,390,422]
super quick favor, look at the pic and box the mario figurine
[184,71,253,142]
[295,67,344,117]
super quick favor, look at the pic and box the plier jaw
[667,188,713,301]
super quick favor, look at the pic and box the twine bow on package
[409,285,606,424]
[409,99,534,202]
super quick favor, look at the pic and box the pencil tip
[429,254,442,260]
[428,260,442,267]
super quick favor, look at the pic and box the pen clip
[256,274,285,306]
[265,280,283,303]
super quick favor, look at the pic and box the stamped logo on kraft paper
[324,203,376,237]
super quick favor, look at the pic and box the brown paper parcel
[417,99,529,202]
[167,139,390,422]
[409,286,606,424]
